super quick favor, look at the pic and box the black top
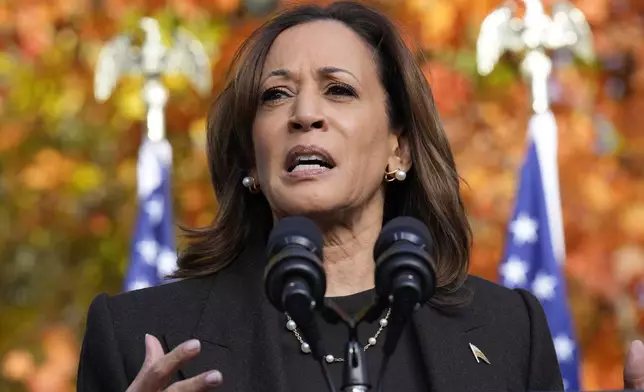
[77,246,564,392]
[283,289,427,391]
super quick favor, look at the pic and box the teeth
[295,154,328,164]
[292,164,328,172]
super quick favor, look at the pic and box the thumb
[624,340,644,390]
[142,334,166,369]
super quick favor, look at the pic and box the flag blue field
[124,138,177,292]
[499,111,580,390]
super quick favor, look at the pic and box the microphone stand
[340,319,370,392]
[319,298,391,392]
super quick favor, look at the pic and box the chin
[273,189,346,219]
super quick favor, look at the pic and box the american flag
[124,138,178,292]
[499,111,580,390]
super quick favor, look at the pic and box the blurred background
[0,0,643,390]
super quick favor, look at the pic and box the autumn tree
[0,0,642,390]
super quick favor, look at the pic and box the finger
[142,334,166,370]
[624,340,644,390]
[139,339,202,391]
[165,370,223,392]
[127,334,168,392]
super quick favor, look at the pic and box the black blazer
[77,246,564,392]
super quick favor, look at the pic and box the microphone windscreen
[267,216,324,260]
[374,216,433,260]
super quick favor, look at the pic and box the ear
[386,131,412,172]
[244,167,260,188]
[249,168,258,181]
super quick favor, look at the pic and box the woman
[77,1,565,391]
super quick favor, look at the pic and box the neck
[317,203,383,298]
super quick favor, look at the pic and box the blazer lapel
[165,247,289,392]
[412,301,507,392]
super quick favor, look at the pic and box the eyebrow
[262,67,359,84]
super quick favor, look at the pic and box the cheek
[252,121,284,183]
[251,125,270,171]
[354,112,391,160]
[347,149,387,186]
[343,127,391,188]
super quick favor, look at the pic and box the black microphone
[264,216,327,360]
[373,216,437,358]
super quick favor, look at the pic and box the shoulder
[110,275,215,311]
[465,274,518,300]
[80,275,220,383]
[86,245,263,335]
[82,274,219,357]
[463,274,557,336]
[461,275,562,389]
[457,275,545,343]
[464,274,539,317]
[93,275,216,333]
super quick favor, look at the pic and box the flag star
[145,198,164,225]
[154,140,173,166]
[137,149,162,199]
[532,272,557,301]
[501,256,529,288]
[563,379,569,390]
[129,279,151,291]
[510,213,539,245]
[157,249,177,279]
[553,334,575,362]
[137,240,158,265]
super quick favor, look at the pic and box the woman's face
[251,20,406,219]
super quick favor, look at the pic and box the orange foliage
[0,0,643,391]
[2,326,78,392]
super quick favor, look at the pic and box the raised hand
[624,340,644,390]
[126,334,223,392]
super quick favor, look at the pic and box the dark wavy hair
[173,0,473,309]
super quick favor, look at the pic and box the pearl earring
[394,169,407,181]
[384,166,407,182]
[242,176,260,193]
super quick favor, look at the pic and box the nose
[288,93,327,132]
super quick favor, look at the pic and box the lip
[286,166,333,179]
[284,145,337,175]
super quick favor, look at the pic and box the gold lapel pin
[469,342,490,364]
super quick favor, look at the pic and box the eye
[326,83,358,97]
[260,88,291,103]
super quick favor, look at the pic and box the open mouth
[285,146,336,174]
[287,155,334,172]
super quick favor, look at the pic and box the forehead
[262,20,377,76]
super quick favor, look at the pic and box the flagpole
[94,18,212,291]
[477,1,595,390]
